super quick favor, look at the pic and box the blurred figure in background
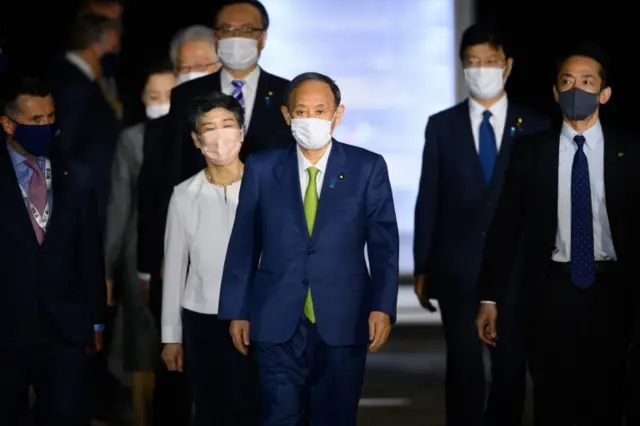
[49,12,124,423]
[137,25,221,426]
[105,61,176,426]
[414,25,549,426]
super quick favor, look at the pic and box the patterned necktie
[25,157,47,245]
[231,80,245,109]
[479,110,498,183]
[570,135,595,288]
[303,166,319,323]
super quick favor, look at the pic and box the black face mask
[557,87,599,121]
[100,52,120,78]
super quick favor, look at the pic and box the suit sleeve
[366,155,399,320]
[477,137,532,302]
[218,156,262,320]
[413,118,439,275]
[79,181,107,326]
[104,130,135,280]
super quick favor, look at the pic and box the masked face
[145,103,170,119]
[290,115,336,150]
[464,67,506,99]
[1,95,57,157]
[557,88,600,121]
[198,128,243,165]
[217,38,259,71]
[554,55,610,122]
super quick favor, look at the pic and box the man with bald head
[219,72,399,426]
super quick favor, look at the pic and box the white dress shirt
[221,67,260,130]
[552,121,616,262]
[297,143,332,198]
[469,94,508,152]
[161,171,240,343]
[65,52,96,81]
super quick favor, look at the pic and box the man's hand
[140,279,150,305]
[161,343,184,372]
[230,320,250,355]
[476,303,498,346]
[86,330,104,355]
[106,278,116,307]
[368,311,391,353]
[414,274,437,312]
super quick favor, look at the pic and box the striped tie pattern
[231,80,245,108]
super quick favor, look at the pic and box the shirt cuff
[93,324,105,332]
[162,326,182,344]
[137,272,151,281]
[481,300,496,304]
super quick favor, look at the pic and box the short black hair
[285,72,342,110]
[459,24,511,61]
[188,91,244,132]
[0,76,52,117]
[144,60,174,81]
[215,0,270,30]
[69,13,120,50]
[555,42,609,89]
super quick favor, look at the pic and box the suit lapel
[312,142,347,238]
[456,102,486,185]
[541,129,560,222]
[0,146,41,246]
[273,145,308,239]
[486,104,520,196]
[246,69,273,137]
[41,156,70,248]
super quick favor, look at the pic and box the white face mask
[290,116,334,150]
[217,38,259,71]
[464,67,506,100]
[176,71,209,85]
[145,103,170,119]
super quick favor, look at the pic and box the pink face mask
[199,128,243,165]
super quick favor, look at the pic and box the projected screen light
[260,0,457,274]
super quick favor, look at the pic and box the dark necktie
[479,110,497,183]
[570,134,595,288]
[25,157,47,245]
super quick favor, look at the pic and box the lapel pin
[509,126,516,136]
[328,178,336,188]
[618,152,624,157]
[338,173,344,180]
[265,90,273,106]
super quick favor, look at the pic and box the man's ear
[552,85,559,103]
[280,106,291,125]
[259,31,268,51]
[334,105,345,126]
[599,86,612,105]
[504,57,514,80]
[0,116,14,136]
[191,131,201,149]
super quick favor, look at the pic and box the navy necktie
[570,134,596,289]
[479,110,497,183]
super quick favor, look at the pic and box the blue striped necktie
[231,80,245,108]
[479,110,497,183]
[570,134,596,288]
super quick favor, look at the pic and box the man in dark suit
[0,76,105,425]
[476,45,639,425]
[49,12,123,421]
[165,0,294,190]
[413,25,549,426]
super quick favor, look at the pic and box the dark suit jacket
[413,99,549,299]
[165,68,294,190]
[50,58,121,228]
[137,115,170,279]
[477,124,640,302]
[0,147,105,348]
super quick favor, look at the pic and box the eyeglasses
[214,26,264,38]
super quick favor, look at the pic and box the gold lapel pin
[618,152,624,157]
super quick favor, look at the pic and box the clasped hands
[229,311,392,355]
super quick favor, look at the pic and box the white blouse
[161,170,240,343]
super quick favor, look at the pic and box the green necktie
[303,166,319,323]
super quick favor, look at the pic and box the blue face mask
[12,122,56,157]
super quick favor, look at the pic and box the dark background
[0,0,633,128]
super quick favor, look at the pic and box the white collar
[65,51,96,81]
[560,120,603,150]
[468,93,508,118]
[297,142,332,174]
[221,66,260,91]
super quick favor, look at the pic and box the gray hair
[169,25,216,68]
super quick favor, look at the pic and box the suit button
[308,249,314,255]
[302,279,309,285]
